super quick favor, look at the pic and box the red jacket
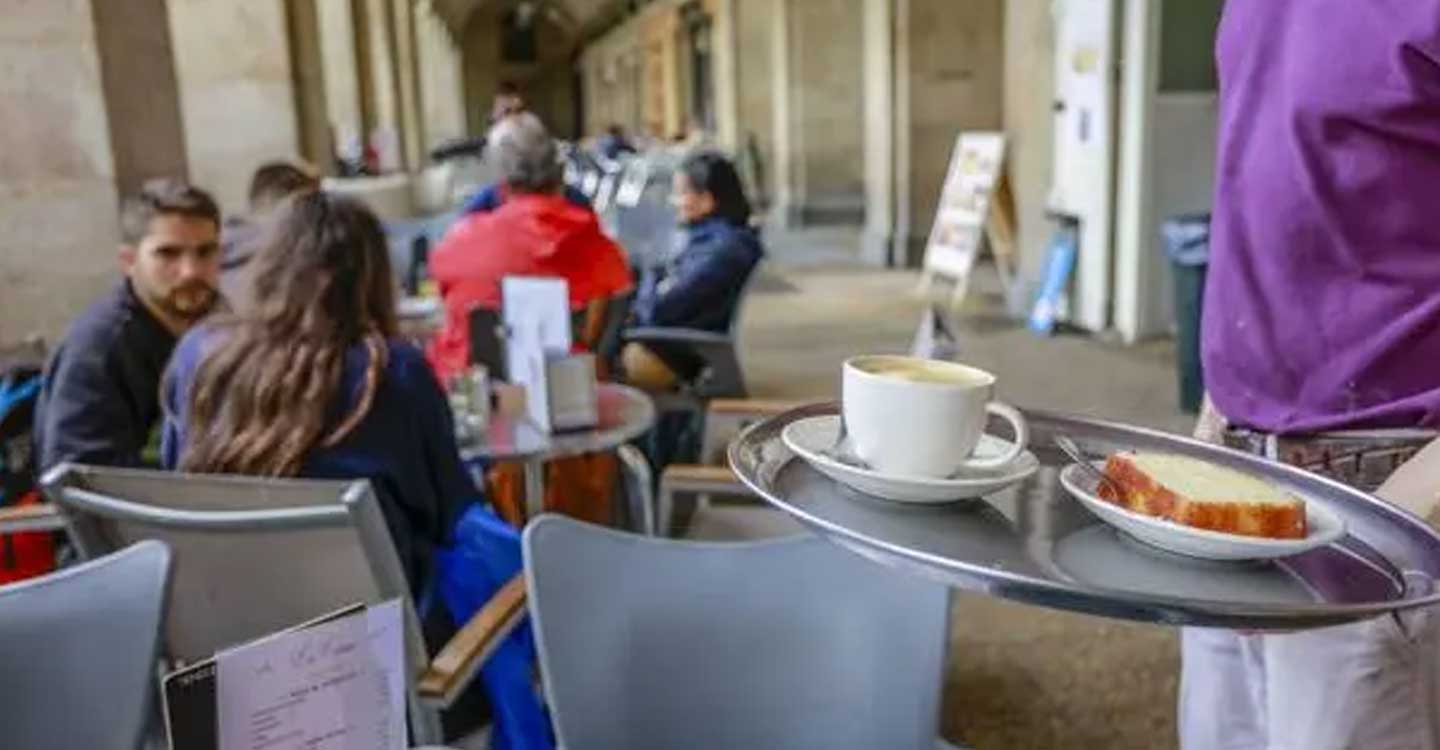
[426,194,632,381]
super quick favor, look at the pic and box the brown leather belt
[1223,427,1435,493]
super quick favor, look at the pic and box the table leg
[522,458,545,520]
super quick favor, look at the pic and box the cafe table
[730,402,1440,630]
[460,383,656,522]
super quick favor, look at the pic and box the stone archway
[460,1,581,137]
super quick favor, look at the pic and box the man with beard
[34,178,222,471]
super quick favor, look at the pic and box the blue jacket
[634,217,763,332]
[162,331,479,597]
[463,182,591,215]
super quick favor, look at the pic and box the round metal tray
[728,403,1440,629]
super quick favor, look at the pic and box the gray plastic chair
[523,515,952,750]
[0,540,171,750]
[41,463,522,746]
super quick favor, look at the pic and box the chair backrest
[40,464,420,667]
[0,540,170,750]
[728,258,763,340]
[468,306,507,378]
[594,289,636,366]
[523,516,948,750]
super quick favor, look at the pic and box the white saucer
[1058,463,1348,561]
[781,415,1039,503]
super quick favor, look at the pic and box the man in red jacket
[427,113,632,381]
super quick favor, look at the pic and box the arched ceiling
[432,0,631,39]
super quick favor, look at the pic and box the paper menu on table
[502,276,572,433]
[213,599,406,750]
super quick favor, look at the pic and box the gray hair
[489,112,562,194]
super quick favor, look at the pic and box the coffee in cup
[841,355,1028,478]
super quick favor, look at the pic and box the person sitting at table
[219,161,319,304]
[622,150,763,390]
[427,112,632,383]
[161,191,476,599]
[34,178,224,472]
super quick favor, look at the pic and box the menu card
[162,600,406,750]
[502,276,573,432]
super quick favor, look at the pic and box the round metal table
[460,383,656,519]
[729,402,1440,630]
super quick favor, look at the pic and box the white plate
[781,415,1039,503]
[1057,463,1348,561]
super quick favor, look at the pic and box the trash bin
[1163,213,1211,414]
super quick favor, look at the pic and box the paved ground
[734,241,1192,749]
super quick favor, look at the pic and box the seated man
[220,161,319,303]
[427,113,632,382]
[623,150,763,390]
[34,178,222,471]
[598,124,638,161]
[460,95,590,215]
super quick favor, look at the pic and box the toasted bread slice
[1099,452,1307,539]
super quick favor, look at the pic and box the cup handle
[959,402,1029,471]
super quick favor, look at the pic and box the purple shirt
[1203,1,1440,433]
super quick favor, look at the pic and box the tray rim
[728,401,1440,629]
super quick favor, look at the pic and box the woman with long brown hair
[161,191,477,595]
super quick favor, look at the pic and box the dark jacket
[33,280,176,472]
[162,331,478,596]
[634,217,763,332]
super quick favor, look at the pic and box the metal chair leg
[615,444,655,535]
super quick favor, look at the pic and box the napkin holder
[545,352,599,432]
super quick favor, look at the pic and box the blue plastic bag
[436,505,553,750]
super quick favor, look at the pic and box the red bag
[0,491,56,585]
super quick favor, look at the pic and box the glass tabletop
[460,383,656,463]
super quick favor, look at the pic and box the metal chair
[623,261,764,400]
[0,540,171,750]
[656,398,805,536]
[523,515,954,750]
[41,464,524,746]
[615,443,655,535]
[592,289,636,374]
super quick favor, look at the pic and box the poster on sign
[919,132,1008,305]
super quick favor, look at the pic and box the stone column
[390,0,424,169]
[861,0,896,266]
[91,0,188,195]
[771,0,866,228]
[768,0,796,228]
[416,1,466,151]
[285,0,335,172]
[706,0,741,151]
[892,0,1005,267]
[355,0,405,171]
[317,0,365,159]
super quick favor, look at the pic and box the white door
[1049,0,1120,332]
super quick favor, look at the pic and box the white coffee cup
[841,355,1029,478]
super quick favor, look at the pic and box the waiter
[1183,2,1440,748]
